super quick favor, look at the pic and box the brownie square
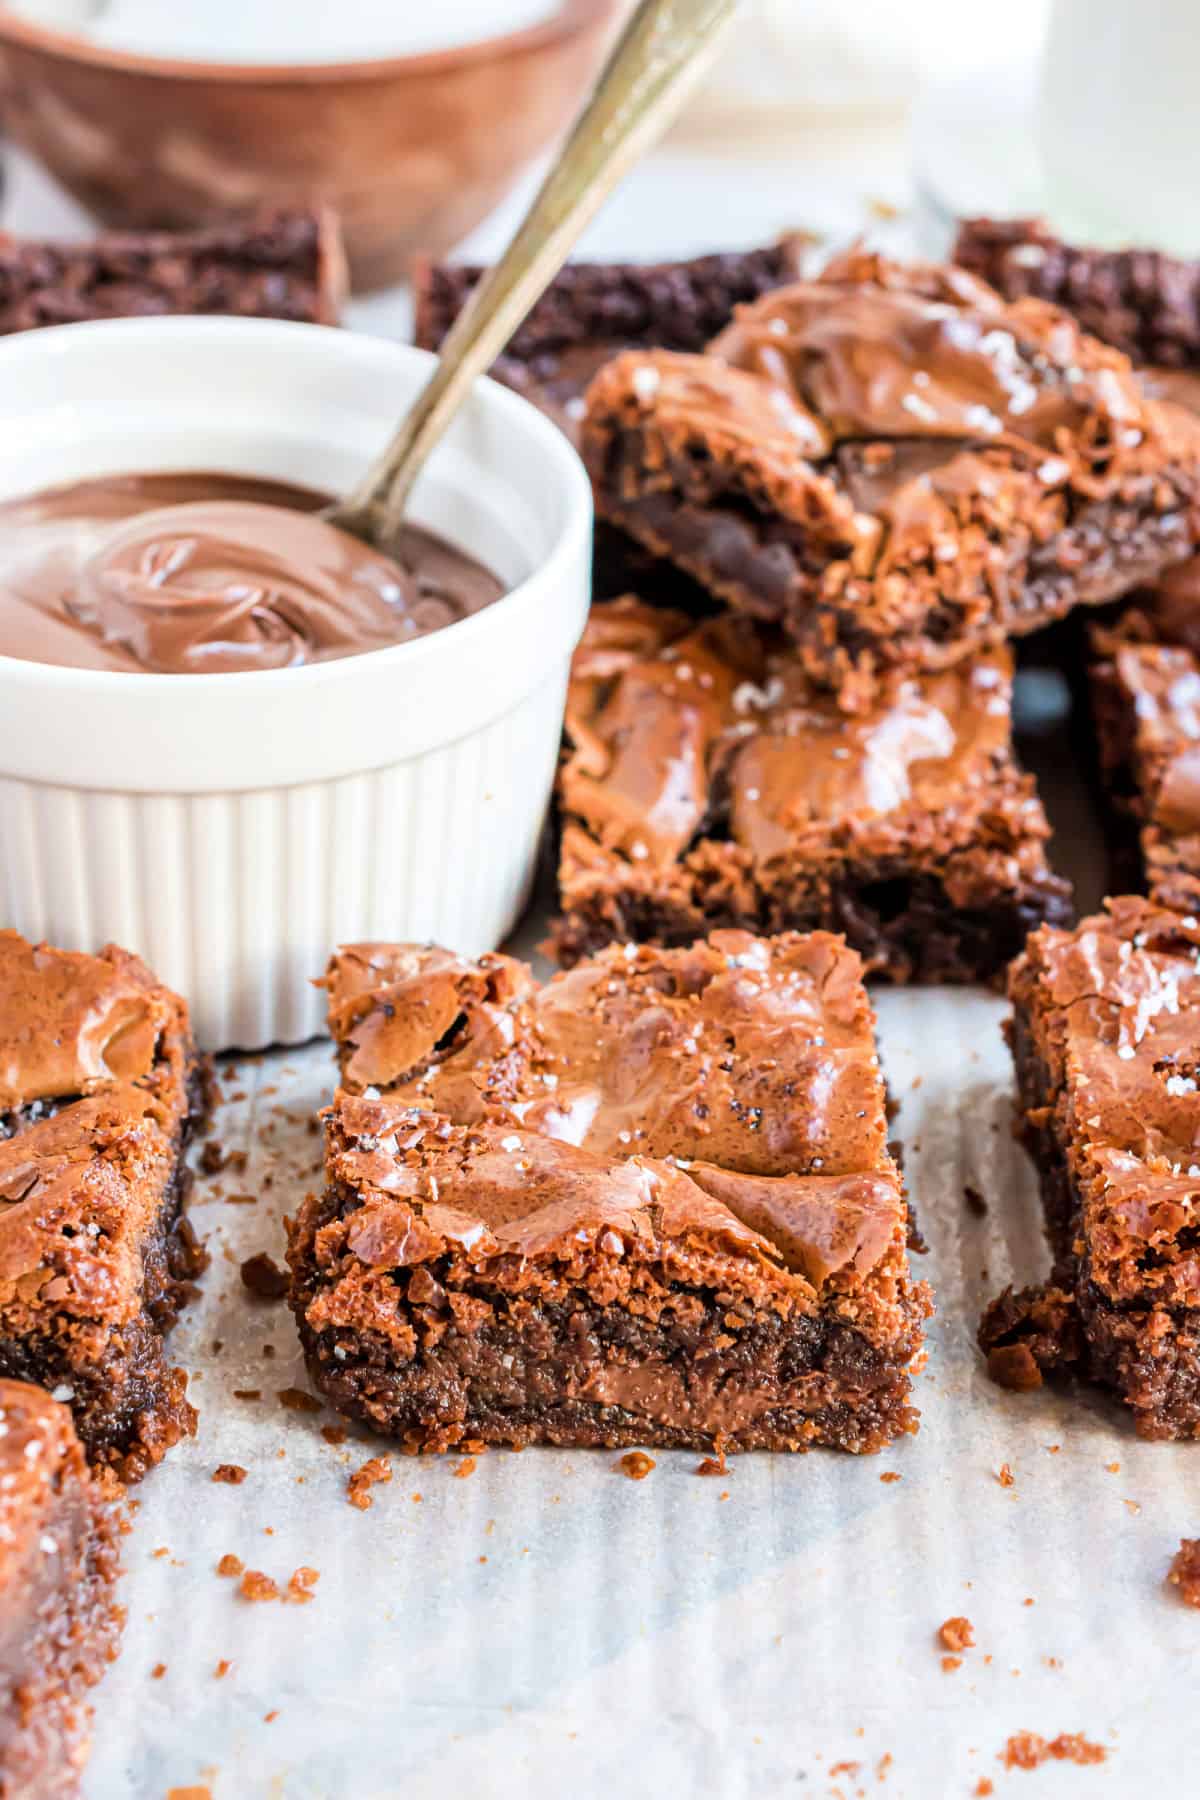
[0,933,209,1481]
[1090,594,1200,911]
[0,1379,120,1797]
[582,249,1200,695]
[0,208,345,335]
[289,931,931,1455]
[980,899,1200,1438]
[412,237,808,439]
[551,596,1072,981]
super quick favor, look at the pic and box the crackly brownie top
[585,248,1193,560]
[318,930,908,1304]
[561,596,1029,869]
[1012,899,1200,1307]
[0,932,175,1112]
[0,1379,84,1591]
[0,934,192,1325]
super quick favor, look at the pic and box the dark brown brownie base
[292,1193,923,1456]
[553,866,1074,986]
[413,241,806,369]
[599,445,1198,683]
[979,1010,1200,1438]
[954,216,1200,369]
[0,1063,210,1482]
[0,1478,121,1798]
[0,208,345,334]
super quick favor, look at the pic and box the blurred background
[0,0,1191,319]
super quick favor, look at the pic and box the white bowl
[0,317,592,1049]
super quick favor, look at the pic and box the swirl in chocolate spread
[0,472,505,674]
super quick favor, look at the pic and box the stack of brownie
[407,230,1200,1444]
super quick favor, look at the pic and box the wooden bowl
[0,1,620,291]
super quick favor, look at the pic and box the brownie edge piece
[288,932,932,1455]
[0,1379,120,1798]
[553,596,1072,981]
[980,900,1200,1438]
[0,932,209,1480]
[412,237,808,421]
[583,249,1200,692]
[0,207,346,335]
[954,215,1200,371]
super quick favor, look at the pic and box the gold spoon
[325,0,741,551]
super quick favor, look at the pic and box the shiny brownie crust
[0,934,209,1482]
[583,250,1200,693]
[289,933,931,1455]
[980,901,1200,1437]
[552,598,1072,983]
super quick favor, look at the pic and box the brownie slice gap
[288,931,932,1455]
[582,248,1200,697]
[550,595,1072,981]
[980,899,1200,1438]
[0,933,209,1481]
[0,1379,121,1798]
[0,207,346,334]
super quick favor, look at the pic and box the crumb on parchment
[348,1456,393,1510]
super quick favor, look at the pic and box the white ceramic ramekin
[0,317,592,1049]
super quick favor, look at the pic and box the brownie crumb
[986,1343,1043,1392]
[963,1183,988,1216]
[696,1453,727,1477]
[277,1387,322,1414]
[199,1141,227,1175]
[216,1554,244,1578]
[1000,1732,1107,1770]
[1168,1538,1200,1607]
[286,1566,320,1604]
[997,1463,1016,1488]
[975,1782,994,1798]
[232,1390,261,1402]
[939,1616,974,1653]
[241,1251,288,1297]
[616,1451,656,1481]
[214,1659,231,1679]
[348,1456,392,1510]
[151,1662,167,1680]
[941,1655,962,1673]
[452,1456,477,1479]
[879,1471,902,1483]
[239,1569,280,1603]
[321,1424,347,1446]
[166,1789,212,1800]
[213,1464,247,1485]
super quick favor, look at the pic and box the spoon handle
[329,0,740,546]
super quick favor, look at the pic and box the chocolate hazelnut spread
[0,472,505,674]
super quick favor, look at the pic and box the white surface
[0,319,591,1049]
[3,0,562,62]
